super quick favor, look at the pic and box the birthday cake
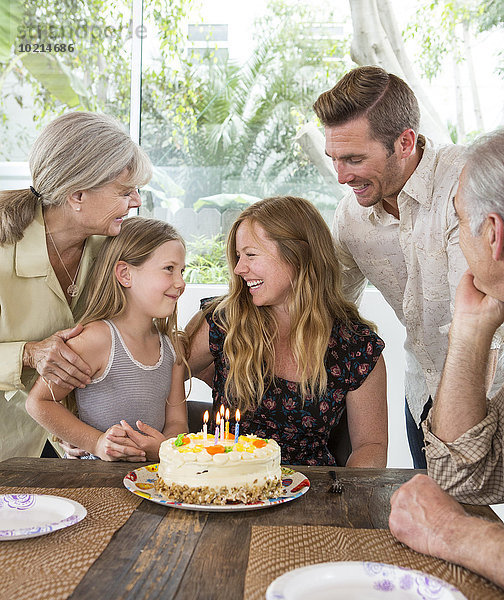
[156,432,283,505]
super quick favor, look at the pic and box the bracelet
[166,397,187,407]
[42,376,58,403]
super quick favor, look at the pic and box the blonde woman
[0,112,152,459]
[187,196,388,466]
[26,218,188,462]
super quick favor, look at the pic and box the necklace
[46,230,85,297]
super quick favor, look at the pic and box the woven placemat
[0,486,141,600]
[244,525,504,600]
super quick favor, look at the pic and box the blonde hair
[193,196,374,413]
[78,217,189,369]
[0,112,152,245]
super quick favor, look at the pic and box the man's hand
[95,424,146,462]
[23,324,92,390]
[120,419,166,462]
[389,474,466,559]
[452,270,504,336]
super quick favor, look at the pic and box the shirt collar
[400,135,435,208]
[15,204,50,277]
[363,135,435,223]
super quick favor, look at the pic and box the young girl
[26,217,188,462]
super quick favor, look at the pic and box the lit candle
[234,409,240,444]
[215,413,220,445]
[225,407,230,439]
[220,405,225,441]
[203,410,209,444]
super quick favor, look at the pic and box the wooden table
[1,458,499,599]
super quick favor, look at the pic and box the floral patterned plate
[266,562,466,599]
[0,494,87,541]
[123,465,309,512]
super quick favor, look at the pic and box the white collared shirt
[332,136,504,424]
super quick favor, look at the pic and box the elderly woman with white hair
[0,112,152,459]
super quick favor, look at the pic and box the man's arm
[390,474,504,590]
[431,270,504,442]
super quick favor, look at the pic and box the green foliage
[405,0,478,82]
[193,193,259,213]
[476,0,504,30]
[0,0,134,126]
[0,0,23,62]
[184,235,229,284]
[141,0,351,205]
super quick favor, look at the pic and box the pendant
[67,283,79,297]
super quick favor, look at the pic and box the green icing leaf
[174,433,185,447]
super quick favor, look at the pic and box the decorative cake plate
[266,562,466,599]
[123,465,309,512]
[0,494,87,540]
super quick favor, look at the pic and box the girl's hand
[58,439,90,459]
[120,419,166,462]
[95,424,146,462]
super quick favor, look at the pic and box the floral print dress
[202,299,385,466]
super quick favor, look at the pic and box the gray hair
[30,111,152,205]
[0,111,152,245]
[463,128,504,235]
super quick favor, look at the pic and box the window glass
[0,0,134,188]
[139,0,350,283]
[139,0,504,284]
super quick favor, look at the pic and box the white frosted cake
[156,432,283,505]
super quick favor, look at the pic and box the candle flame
[203,410,209,423]
[235,409,240,422]
[225,407,230,420]
[216,413,221,425]
[220,404,225,416]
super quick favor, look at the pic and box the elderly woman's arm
[345,354,388,467]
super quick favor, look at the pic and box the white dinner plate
[123,465,309,512]
[266,562,467,599]
[0,494,87,540]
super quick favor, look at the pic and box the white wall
[179,284,410,468]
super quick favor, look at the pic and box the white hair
[0,112,152,245]
[30,111,152,205]
[463,128,504,235]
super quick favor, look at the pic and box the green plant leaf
[193,193,259,212]
[0,0,23,62]
[21,52,80,107]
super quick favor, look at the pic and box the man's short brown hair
[313,66,420,154]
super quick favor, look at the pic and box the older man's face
[454,169,496,296]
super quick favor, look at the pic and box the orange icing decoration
[206,445,225,455]
[253,439,267,448]
[182,436,190,445]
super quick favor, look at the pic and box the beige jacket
[0,205,103,459]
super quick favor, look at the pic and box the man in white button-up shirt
[313,66,503,468]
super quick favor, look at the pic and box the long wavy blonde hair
[77,217,188,368]
[195,196,375,412]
